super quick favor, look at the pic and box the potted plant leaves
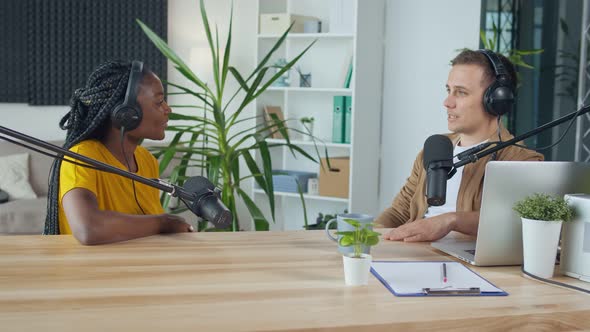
[137,0,319,231]
[513,193,575,278]
[336,218,380,286]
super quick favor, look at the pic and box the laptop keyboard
[465,249,476,255]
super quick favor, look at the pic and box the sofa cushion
[0,140,62,197]
[0,153,37,200]
[0,197,46,234]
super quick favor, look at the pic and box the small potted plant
[513,193,575,278]
[336,218,380,286]
[300,117,315,141]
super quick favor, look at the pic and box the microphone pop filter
[183,176,232,229]
[423,134,453,169]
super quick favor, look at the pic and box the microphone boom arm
[0,125,196,202]
[453,104,590,170]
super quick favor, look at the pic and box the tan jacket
[375,128,544,228]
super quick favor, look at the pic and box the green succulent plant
[513,193,575,222]
[335,218,380,258]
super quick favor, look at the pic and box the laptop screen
[474,161,590,266]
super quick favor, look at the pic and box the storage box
[270,170,317,193]
[319,157,350,198]
[259,13,317,34]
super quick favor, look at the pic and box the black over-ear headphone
[477,49,515,117]
[111,60,144,131]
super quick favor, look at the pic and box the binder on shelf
[343,96,352,144]
[371,261,508,297]
[332,96,345,143]
[343,57,353,89]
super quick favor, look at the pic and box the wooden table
[0,230,589,331]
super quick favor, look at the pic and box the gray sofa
[0,140,62,234]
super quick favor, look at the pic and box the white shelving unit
[252,0,385,231]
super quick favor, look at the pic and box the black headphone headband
[478,49,508,82]
[124,61,143,108]
[111,60,144,131]
[476,50,515,117]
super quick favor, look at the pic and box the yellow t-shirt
[58,139,164,234]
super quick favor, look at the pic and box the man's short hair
[451,49,517,89]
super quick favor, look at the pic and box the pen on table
[442,263,447,283]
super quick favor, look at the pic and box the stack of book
[332,95,352,144]
[332,57,353,143]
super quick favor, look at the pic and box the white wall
[2,105,69,140]
[378,1,481,211]
[0,0,256,142]
[167,0,256,108]
[167,0,257,230]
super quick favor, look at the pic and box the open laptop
[431,161,590,266]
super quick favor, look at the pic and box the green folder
[343,58,353,89]
[332,96,345,143]
[344,96,352,144]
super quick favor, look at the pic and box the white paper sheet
[371,261,505,295]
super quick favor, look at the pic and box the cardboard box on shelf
[319,157,350,198]
[263,105,286,139]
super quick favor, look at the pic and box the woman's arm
[62,188,193,245]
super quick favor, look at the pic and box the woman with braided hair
[46,60,193,245]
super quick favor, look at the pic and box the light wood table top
[0,230,589,331]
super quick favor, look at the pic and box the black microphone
[0,189,8,204]
[423,135,454,206]
[182,176,232,229]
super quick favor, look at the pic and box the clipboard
[371,261,508,297]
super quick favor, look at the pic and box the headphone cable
[490,117,503,161]
[120,128,146,215]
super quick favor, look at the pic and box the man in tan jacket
[377,49,543,242]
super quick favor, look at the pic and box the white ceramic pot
[302,122,314,141]
[342,253,372,286]
[521,217,563,278]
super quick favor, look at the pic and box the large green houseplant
[137,0,321,231]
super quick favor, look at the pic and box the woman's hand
[159,214,194,233]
